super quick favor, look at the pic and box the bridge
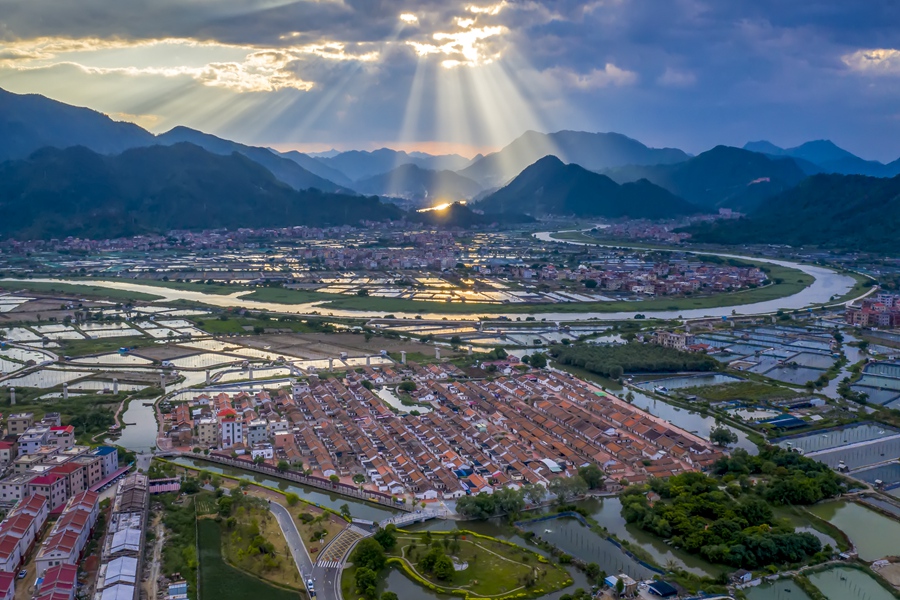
[378,508,448,528]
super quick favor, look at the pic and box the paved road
[268,501,323,597]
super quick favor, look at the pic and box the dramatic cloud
[0,0,899,159]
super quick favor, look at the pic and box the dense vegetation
[0,143,404,239]
[682,173,900,252]
[620,448,843,569]
[552,342,720,377]
[477,156,703,218]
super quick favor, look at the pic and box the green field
[197,519,298,600]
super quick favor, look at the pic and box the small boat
[142,402,154,407]
[654,386,669,394]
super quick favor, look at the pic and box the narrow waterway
[169,456,399,522]
[105,399,158,452]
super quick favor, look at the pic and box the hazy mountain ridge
[743,139,900,178]
[476,155,705,219]
[460,130,690,188]
[353,163,483,203]
[315,148,474,180]
[157,127,355,194]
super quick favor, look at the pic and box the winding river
[1,231,862,321]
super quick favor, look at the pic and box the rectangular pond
[809,566,896,600]
[806,501,900,561]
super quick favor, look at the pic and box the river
[0,234,860,320]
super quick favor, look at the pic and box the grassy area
[346,529,571,600]
[196,315,321,336]
[0,280,163,302]
[295,509,346,559]
[219,496,302,590]
[159,494,199,600]
[0,386,124,438]
[197,519,298,600]
[678,380,804,403]
[57,335,161,357]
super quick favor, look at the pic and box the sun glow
[416,200,465,213]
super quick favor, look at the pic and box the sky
[1,0,900,160]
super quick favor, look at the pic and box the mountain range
[476,156,704,219]
[460,130,690,188]
[603,146,808,212]
[4,86,900,246]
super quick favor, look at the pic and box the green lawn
[0,280,163,302]
[197,316,320,335]
[197,519,298,600]
[355,530,571,600]
[58,335,160,357]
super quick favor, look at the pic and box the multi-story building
[16,426,50,457]
[92,447,119,479]
[0,474,34,503]
[6,414,33,437]
[653,331,696,351]
[72,455,104,490]
[217,409,242,449]
[246,419,268,446]
[49,426,75,448]
[195,418,218,447]
[35,491,99,576]
[27,473,67,511]
[49,463,86,498]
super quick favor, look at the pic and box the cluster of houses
[0,411,127,600]
[0,413,121,510]
[845,293,900,329]
[166,368,721,502]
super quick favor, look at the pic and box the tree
[285,492,300,506]
[340,503,352,519]
[217,496,233,517]
[615,577,625,597]
[585,562,601,581]
[355,567,379,599]
[549,476,588,503]
[380,593,399,600]
[351,538,387,571]
[522,483,547,505]
[398,380,417,392]
[528,352,548,368]
[329,474,340,484]
[277,460,290,472]
[710,426,738,447]
[357,288,370,297]
[374,525,397,551]
[432,554,455,580]
[578,465,605,490]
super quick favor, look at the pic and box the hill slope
[157,127,352,193]
[353,164,482,202]
[0,143,401,239]
[0,88,154,161]
[681,173,900,252]
[476,156,704,219]
[461,130,689,188]
[604,146,808,211]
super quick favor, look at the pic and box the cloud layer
[0,0,899,159]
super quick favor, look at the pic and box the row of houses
[94,474,148,600]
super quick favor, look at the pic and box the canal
[169,456,400,522]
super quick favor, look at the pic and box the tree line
[551,341,719,378]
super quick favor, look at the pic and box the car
[17,570,26,580]
[306,579,315,592]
